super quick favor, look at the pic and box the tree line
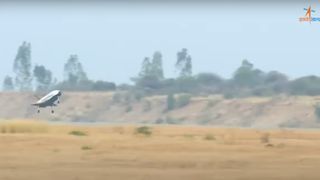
[3,42,116,92]
[3,41,320,97]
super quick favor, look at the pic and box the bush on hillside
[166,93,176,111]
[176,94,192,108]
[314,103,320,123]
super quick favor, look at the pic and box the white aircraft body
[32,90,62,113]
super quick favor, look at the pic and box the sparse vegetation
[176,94,192,108]
[81,146,92,150]
[125,105,133,112]
[165,116,181,124]
[206,99,220,108]
[166,93,176,111]
[314,103,320,122]
[265,143,274,148]
[143,100,152,112]
[124,93,132,104]
[0,121,48,134]
[0,124,317,179]
[155,118,164,124]
[135,126,152,136]
[69,130,87,136]
[204,134,216,141]
[133,91,143,102]
[223,92,235,99]
[183,134,195,139]
[260,133,270,144]
[112,92,122,104]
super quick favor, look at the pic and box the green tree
[138,57,152,78]
[289,76,320,96]
[264,71,288,93]
[196,73,223,86]
[92,81,116,91]
[134,56,162,90]
[151,51,164,79]
[13,42,32,91]
[135,76,161,90]
[57,55,92,91]
[64,55,88,84]
[33,65,52,91]
[176,48,192,77]
[2,76,14,91]
[233,59,264,87]
[175,76,196,93]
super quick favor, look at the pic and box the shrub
[315,103,320,122]
[81,146,92,150]
[176,94,192,108]
[165,116,181,124]
[155,118,164,124]
[143,100,152,112]
[125,105,133,112]
[204,134,216,140]
[135,126,152,136]
[112,93,122,104]
[206,99,220,108]
[166,93,176,111]
[124,93,132,103]
[69,130,87,136]
[134,91,143,101]
[223,92,235,99]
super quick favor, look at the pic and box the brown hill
[0,92,319,128]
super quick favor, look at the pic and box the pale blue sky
[0,2,319,84]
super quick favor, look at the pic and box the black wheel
[51,110,54,114]
[37,109,40,113]
[57,100,60,104]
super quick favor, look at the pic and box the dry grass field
[0,121,319,180]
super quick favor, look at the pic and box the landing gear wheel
[37,109,40,113]
[51,110,54,114]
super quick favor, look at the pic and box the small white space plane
[32,90,62,114]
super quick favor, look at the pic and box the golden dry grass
[0,121,320,180]
[0,120,49,133]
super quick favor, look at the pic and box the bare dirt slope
[0,123,320,180]
[0,92,319,128]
